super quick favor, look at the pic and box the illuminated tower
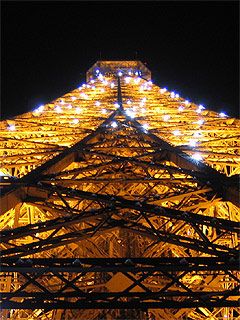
[0,61,239,320]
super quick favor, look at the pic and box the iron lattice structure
[0,61,239,320]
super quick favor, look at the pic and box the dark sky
[1,1,239,120]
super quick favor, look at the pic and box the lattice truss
[0,61,239,319]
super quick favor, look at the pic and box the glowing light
[128,71,132,75]
[175,94,179,98]
[193,132,202,138]
[134,78,140,84]
[170,92,175,98]
[101,109,107,114]
[71,96,76,101]
[135,71,139,76]
[111,121,118,128]
[90,80,95,84]
[141,108,146,113]
[125,77,131,84]
[114,103,120,108]
[98,74,103,80]
[76,107,81,114]
[72,118,79,124]
[185,100,190,106]
[68,104,72,109]
[34,105,44,113]
[110,82,115,88]
[55,106,62,113]
[101,88,105,92]
[148,81,153,85]
[95,101,101,106]
[178,106,184,111]
[142,97,147,102]
[96,69,100,74]
[142,124,149,131]
[102,80,108,86]
[160,88,167,93]
[60,100,65,105]
[7,124,15,131]
[81,93,88,99]
[127,100,132,105]
[173,130,181,136]
[126,109,135,118]
[189,140,197,147]
[118,71,123,76]
[163,115,170,121]
[196,119,204,125]
[219,112,227,117]
[196,108,202,114]
[192,153,203,161]
[198,104,205,110]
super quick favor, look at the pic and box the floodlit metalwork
[0,61,239,320]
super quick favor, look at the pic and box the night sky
[1,1,239,120]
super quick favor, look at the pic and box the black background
[1,1,239,119]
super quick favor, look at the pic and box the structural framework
[0,61,239,320]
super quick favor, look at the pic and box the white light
[142,124,149,130]
[170,92,175,98]
[101,109,107,114]
[196,108,202,114]
[193,132,202,138]
[127,100,132,105]
[135,71,139,76]
[86,84,90,88]
[125,77,131,84]
[160,88,167,93]
[110,82,115,88]
[141,108,146,113]
[111,121,118,128]
[114,103,120,108]
[82,84,86,88]
[76,107,81,114]
[71,96,76,101]
[102,80,108,86]
[178,106,184,111]
[198,104,205,110]
[8,124,15,131]
[96,69,100,74]
[34,105,44,113]
[95,101,101,106]
[55,106,62,113]
[72,118,79,124]
[142,97,147,102]
[219,112,227,117]
[184,100,190,105]
[134,78,140,84]
[118,71,123,76]
[128,71,132,75]
[90,80,95,84]
[81,93,88,99]
[163,115,170,121]
[196,119,204,125]
[192,153,203,161]
[189,140,197,147]
[68,104,72,109]
[126,109,135,118]
[148,81,153,85]
[91,85,96,90]
[101,88,105,92]
[98,74,103,80]
[60,100,64,105]
[173,130,181,136]
[175,94,179,98]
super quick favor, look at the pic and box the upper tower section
[86,60,151,81]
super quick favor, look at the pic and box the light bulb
[101,109,107,114]
[163,115,170,121]
[111,121,118,128]
[55,106,62,113]
[192,153,203,161]
[72,118,79,124]
[219,112,227,117]
[8,124,15,131]
[189,140,197,147]
[95,101,101,106]
[76,107,81,114]
[178,106,184,111]
[173,130,181,136]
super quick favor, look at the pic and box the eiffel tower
[0,61,239,320]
